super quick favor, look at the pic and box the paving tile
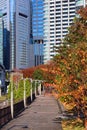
[1,95,62,130]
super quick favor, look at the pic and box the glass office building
[0,0,10,69]
[32,0,44,66]
[0,0,34,70]
[0,13,3,65]
[43,0,76,63]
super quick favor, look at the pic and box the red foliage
[21,64,47,78]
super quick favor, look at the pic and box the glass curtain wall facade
[15,0,32,69]
[0,0,10,70]
[43,0,76,63]
[32,0,44,66]
[0,13,3,65]
[0,0,33,70]
[10,0,16,70]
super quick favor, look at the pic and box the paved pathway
[1,95,63,130]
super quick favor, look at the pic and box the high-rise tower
[43,0,76,63]
[76,0,87,11]
[32,0,44,66]
[0,13,3,65]
[0,0,34,70]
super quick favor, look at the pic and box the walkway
[1,95,63,130]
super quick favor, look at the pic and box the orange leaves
[10,72,23,82]
[78,85,84,92]
[65,7,87,45]
[22,64,48,79]
[49,41,87,121]
[48,7,87,126]
[74,79,80,84]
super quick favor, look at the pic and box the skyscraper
[0,13,3,65]
[76,0,87,11]
[32,0,44,66]
[43,0,76,63]
[0,0,34,70]
[76,0,87,8]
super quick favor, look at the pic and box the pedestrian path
[1,95,63,130]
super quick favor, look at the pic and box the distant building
[0,13,3,65]
[0,0,34,70]
[0,64,5,88]
[76,0,87,11]
[32,0,44,66]
[43,0,76,63]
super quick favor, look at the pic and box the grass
[62,118,85,130]
[0,95,7,102]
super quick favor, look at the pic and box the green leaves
[32,69,44,80]
[64,7,87,45]
[7,78,32,103]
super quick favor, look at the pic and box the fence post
[35,80,37,97]
[38,82,41,95]
[30,79,32,102]
[24,78,27,108]
[43,85,45,95]
[11,81,14,119]
[0,80,2,97]
[39,83,41,95]
[0,88,1,97]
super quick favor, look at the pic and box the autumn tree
[64,7,87,45]
[45,7,87,128]
[53,42,87,125]
[32,69,44,80]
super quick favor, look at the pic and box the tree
[32,69,44,80]
[53,42,87,119]
[44,7,87,128]
[7,73,31,103]
[64,7,87,45]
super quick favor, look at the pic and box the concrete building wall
[43,0,76,63]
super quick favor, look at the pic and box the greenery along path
[1,95,62,130]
